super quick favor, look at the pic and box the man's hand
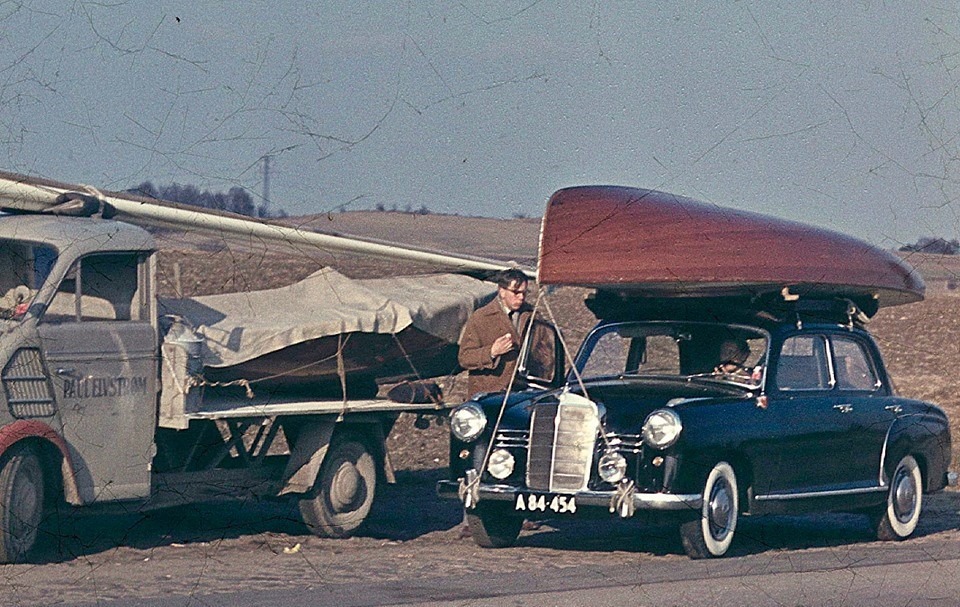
[490,333,515,359]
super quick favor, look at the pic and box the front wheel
[874,454,922,541]
[0,444,45,563]
[466,502,523,548]
[299,435,377,538]
[680,461,738,559]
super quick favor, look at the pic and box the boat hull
[537,186,923,308]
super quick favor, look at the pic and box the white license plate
[514,493,577,514]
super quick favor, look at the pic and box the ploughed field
[150,213,960,471]
[872,294,960,448]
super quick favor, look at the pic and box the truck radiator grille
[526,396,599,492]
[3,348,56,418]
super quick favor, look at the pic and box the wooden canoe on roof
[537,186,924,310]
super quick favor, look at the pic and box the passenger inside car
[713,338,751,376]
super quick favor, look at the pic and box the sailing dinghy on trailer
[158,267,495,398]
[0,169,535,563]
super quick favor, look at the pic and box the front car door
[38,252,157,503]
[761,332,854,494]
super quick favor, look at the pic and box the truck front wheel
[0,444,44,563]
[299,435,376,538]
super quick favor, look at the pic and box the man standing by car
[455,268,535,539]
[458,268,533,396]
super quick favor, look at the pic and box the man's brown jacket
[458,297,533,396]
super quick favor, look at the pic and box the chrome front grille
[526,395,600,492]
[493,428,528,449]
[3,348,56,418]
[606,432,643,455]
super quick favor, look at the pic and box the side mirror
[517,318,565,389]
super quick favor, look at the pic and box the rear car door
[825,332,895,488]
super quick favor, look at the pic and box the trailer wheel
[299,435,376,538]
[0,444,44,563]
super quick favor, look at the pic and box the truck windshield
[0,239,57,320]
[573,321,768,388]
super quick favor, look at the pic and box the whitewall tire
[680,461,738,559]
[875,454,922,541]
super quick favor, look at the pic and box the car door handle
[833,404,853,414]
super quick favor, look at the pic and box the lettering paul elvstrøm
[62,376,148,399]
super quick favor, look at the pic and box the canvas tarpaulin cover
[160,267,496,369]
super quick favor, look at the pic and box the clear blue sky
[1,2,957,247]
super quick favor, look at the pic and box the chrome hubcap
[892,468,917,523]
[707,478,733,540]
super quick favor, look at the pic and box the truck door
[37,252,157,503]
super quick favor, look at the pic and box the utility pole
[261,154,272,217]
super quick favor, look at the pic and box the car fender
[0,419,82,505]
[881,410,951,492]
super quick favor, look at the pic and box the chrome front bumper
[436,479,702,514]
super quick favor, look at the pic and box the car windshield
[0,238,57,321]
[573,321,768,388]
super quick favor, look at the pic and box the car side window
[775,335,830,391]
[581,332,631,377]
[831,336,879,391]
[42,252,144,323]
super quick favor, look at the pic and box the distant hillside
[896,251,960,293]
[286,211,541,266]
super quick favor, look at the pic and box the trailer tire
[299,435,376,538]
[0,444,44,563]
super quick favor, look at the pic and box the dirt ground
[7,469,960,606]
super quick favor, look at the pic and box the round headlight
[450,403,487,442]
[487,448,515,480]
[642,408,682,449]
[598,451,627,483]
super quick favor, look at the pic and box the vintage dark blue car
[439,186,954,558]
[438,295,952,558]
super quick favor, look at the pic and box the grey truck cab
[0,214,158,507]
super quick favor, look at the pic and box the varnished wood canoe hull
[537,186,923,308]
